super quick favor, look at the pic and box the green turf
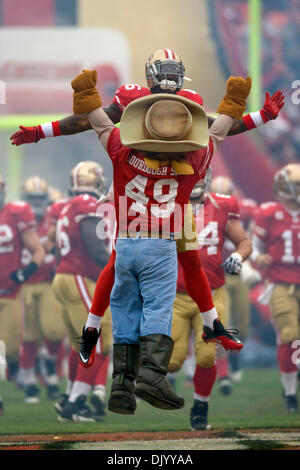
[0,368,300,436]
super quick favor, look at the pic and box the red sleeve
[112,84,150,111]
[73,196,101,222]
[10,202,35,232]
[228,196,240,219]
[177,89,204,106]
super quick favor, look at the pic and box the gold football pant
[0,293,23,362]
[169,287,226,372]
[175,202,199,253]
[22,283,65,343]
[269,283,300,344]
[52,273,112,353]
[224,274,250,341]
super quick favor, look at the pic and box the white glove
[240,260,262,286]
[223,252,243,275]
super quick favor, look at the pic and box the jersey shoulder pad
[113,84,150,110]
[258,201,278,216]
[47,198,69,221]
[7,201,35,230]
[71,194,98,214]
[177,89,204,106]
[211,193,240,215]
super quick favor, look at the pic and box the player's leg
[52,273,101,422]
[0,294,23,382]
[77,250,115,368]
[177,205,243,351]
[109,239,145,414]
[226,275,250,381]
[270,283,299,412]
[90,307,112,417]
[169,293,195,373]
[38,283,66,399]
[191,287,226,430]
[135,237,184,410]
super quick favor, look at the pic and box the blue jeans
[110,237,178,343]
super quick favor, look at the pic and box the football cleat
[24,384,40,404]
[218,377,232,396]
[91,388,106,417]
[190,400,211,431]
[283,394,298,413]
[78,327,100,368]
[47,384,60,400]
[54,394,69,415]
[202,319,243,351]
[58,395,103,423]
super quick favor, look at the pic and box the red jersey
[113,84,204,112]
[56,194,107,282]
[177,194,240,291]
[254,201,300,284]
[107,128,214,236]
[22,213,56,284]
[239,198,257,230]
[46,198,69,225]
[0,201,35,298]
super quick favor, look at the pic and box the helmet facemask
[146,60,186,93]
[190,168,212,202]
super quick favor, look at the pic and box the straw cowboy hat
[119,93,209,153]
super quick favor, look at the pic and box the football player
[73,67,252,414]
[18,177,66,403]
[52,161,112,422]
[10,50,285,359]
[210,175,261,393]
[0,173,45,410]
[253,163,300,412]
[168,169,252,430]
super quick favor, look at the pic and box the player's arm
[10,103,121,146]
[222,219,252,275]
[207,90,284,136]
[43,225,57,254]
[80,217,110,269]
[10,228,45,284]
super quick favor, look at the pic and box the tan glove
[71,69,102,115]
[217,76,252,120]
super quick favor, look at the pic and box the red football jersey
[112,84,204,112]
[46,198,69,225]
[177,194,240,291]
[0,201,35,298]
[56,194,109,282]
[107,128,214,236]
[239,198,257,230]
[254,201,300,284]
[22,213,56,284]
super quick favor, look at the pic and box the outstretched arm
[10,103,122,146]
[207,90,284,136]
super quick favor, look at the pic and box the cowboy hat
[120,93,209,152]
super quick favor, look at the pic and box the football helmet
[211,175,235,196]
[22,176,49,218]
[273,163,300,205]
[70,161,105,199]
[190,168,212,201]
[145,48,189,93]
[0,173,5,210]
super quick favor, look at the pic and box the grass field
[1,367,300,437]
